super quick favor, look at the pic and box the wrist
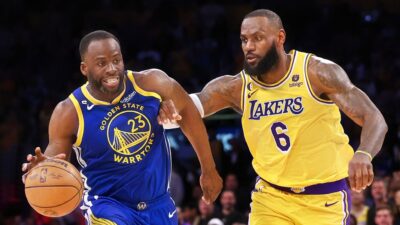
[355,150,373,161]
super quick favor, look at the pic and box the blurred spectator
[219,190,246,225]
[392,189,400,225]
[374,205,394,225]
[368,178,389,225]
[179,202,199,225]
[351,190,369,225]
[223,173,250,213]
[194,199,220,225]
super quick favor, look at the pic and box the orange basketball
[25,158,83,217]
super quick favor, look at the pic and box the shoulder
[130,69,174,94]
[52,98,77,122]
[307,55,352,93]
[133,69,172,85]
[308,55,342,76]
[49,98,78,136]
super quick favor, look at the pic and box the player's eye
[113,59,120,64]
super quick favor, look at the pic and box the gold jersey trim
[303,54,334,104]
[240,71,247,111]
[248,50,296,89]
[69,94,84,147]
[127,71,162,101]
[89,213,117,225]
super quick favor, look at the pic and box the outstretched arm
[22,99,77,181]
[197,74,243,116]
[308,56,388,191]
[138,69,223,203]
[158,74,243,126]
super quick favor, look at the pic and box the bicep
[45,99,77,159]
[328,87,377,126]
[311,58,377,126]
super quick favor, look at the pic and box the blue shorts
[82,193,178,225]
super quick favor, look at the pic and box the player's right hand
[21,147,66,183]
[157,99,182,125]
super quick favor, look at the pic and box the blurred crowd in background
[0,0,399,224]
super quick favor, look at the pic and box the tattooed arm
[197,74,243,117]
[308,56,388,191]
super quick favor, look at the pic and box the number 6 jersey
[240,50,354,187]
[69,70,172,209]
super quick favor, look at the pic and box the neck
[257,51,291,84]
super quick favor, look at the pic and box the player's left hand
[200,168,223,204]
[157,99,182,125]
[348,152,374,192]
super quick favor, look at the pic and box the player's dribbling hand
[348,152,374,192]
[157,99,182,125]
[200,168,223,204]
[21,147,66,183]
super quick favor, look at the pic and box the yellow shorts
[249,178,351,225]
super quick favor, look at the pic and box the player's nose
[106,63,117,74]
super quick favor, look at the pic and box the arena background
[0,0,399,224]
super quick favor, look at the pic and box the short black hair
[244,9,283,29]
[79,30,120,60]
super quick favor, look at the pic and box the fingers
[367,165,374,186]
[355,166,362,190]
[54,153,67,160]
[165,100,181,121]
[22,173,28,184]
[348,161,374,192]
[361,165,369,189]
[35,147,46,160]
[157,108,169,125]
[158,100,182,125]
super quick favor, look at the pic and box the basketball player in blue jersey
[158,9,387,224]
[22,30,222,225]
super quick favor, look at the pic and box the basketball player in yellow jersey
[159,9,388,225]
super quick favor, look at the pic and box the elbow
[377,112,388,135]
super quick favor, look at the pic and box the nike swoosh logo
[247,89,258,98]
[87,104,94,110]
[168,209,177,218]
[325,201,338,207]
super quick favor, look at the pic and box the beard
[243,42,279,76]
[87,70,125,95]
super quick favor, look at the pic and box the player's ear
[80,62,88,77]
[278,29,286,46]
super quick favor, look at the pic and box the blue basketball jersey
[69,70,172,210]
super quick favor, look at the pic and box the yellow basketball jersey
[241,50,354,187]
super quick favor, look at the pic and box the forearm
[178,103,216,171]
[357,111,388,158]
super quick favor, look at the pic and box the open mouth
[102,76,120,89]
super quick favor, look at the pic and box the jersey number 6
[271,122,291,152]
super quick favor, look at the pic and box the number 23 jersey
[69,70,172,208]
